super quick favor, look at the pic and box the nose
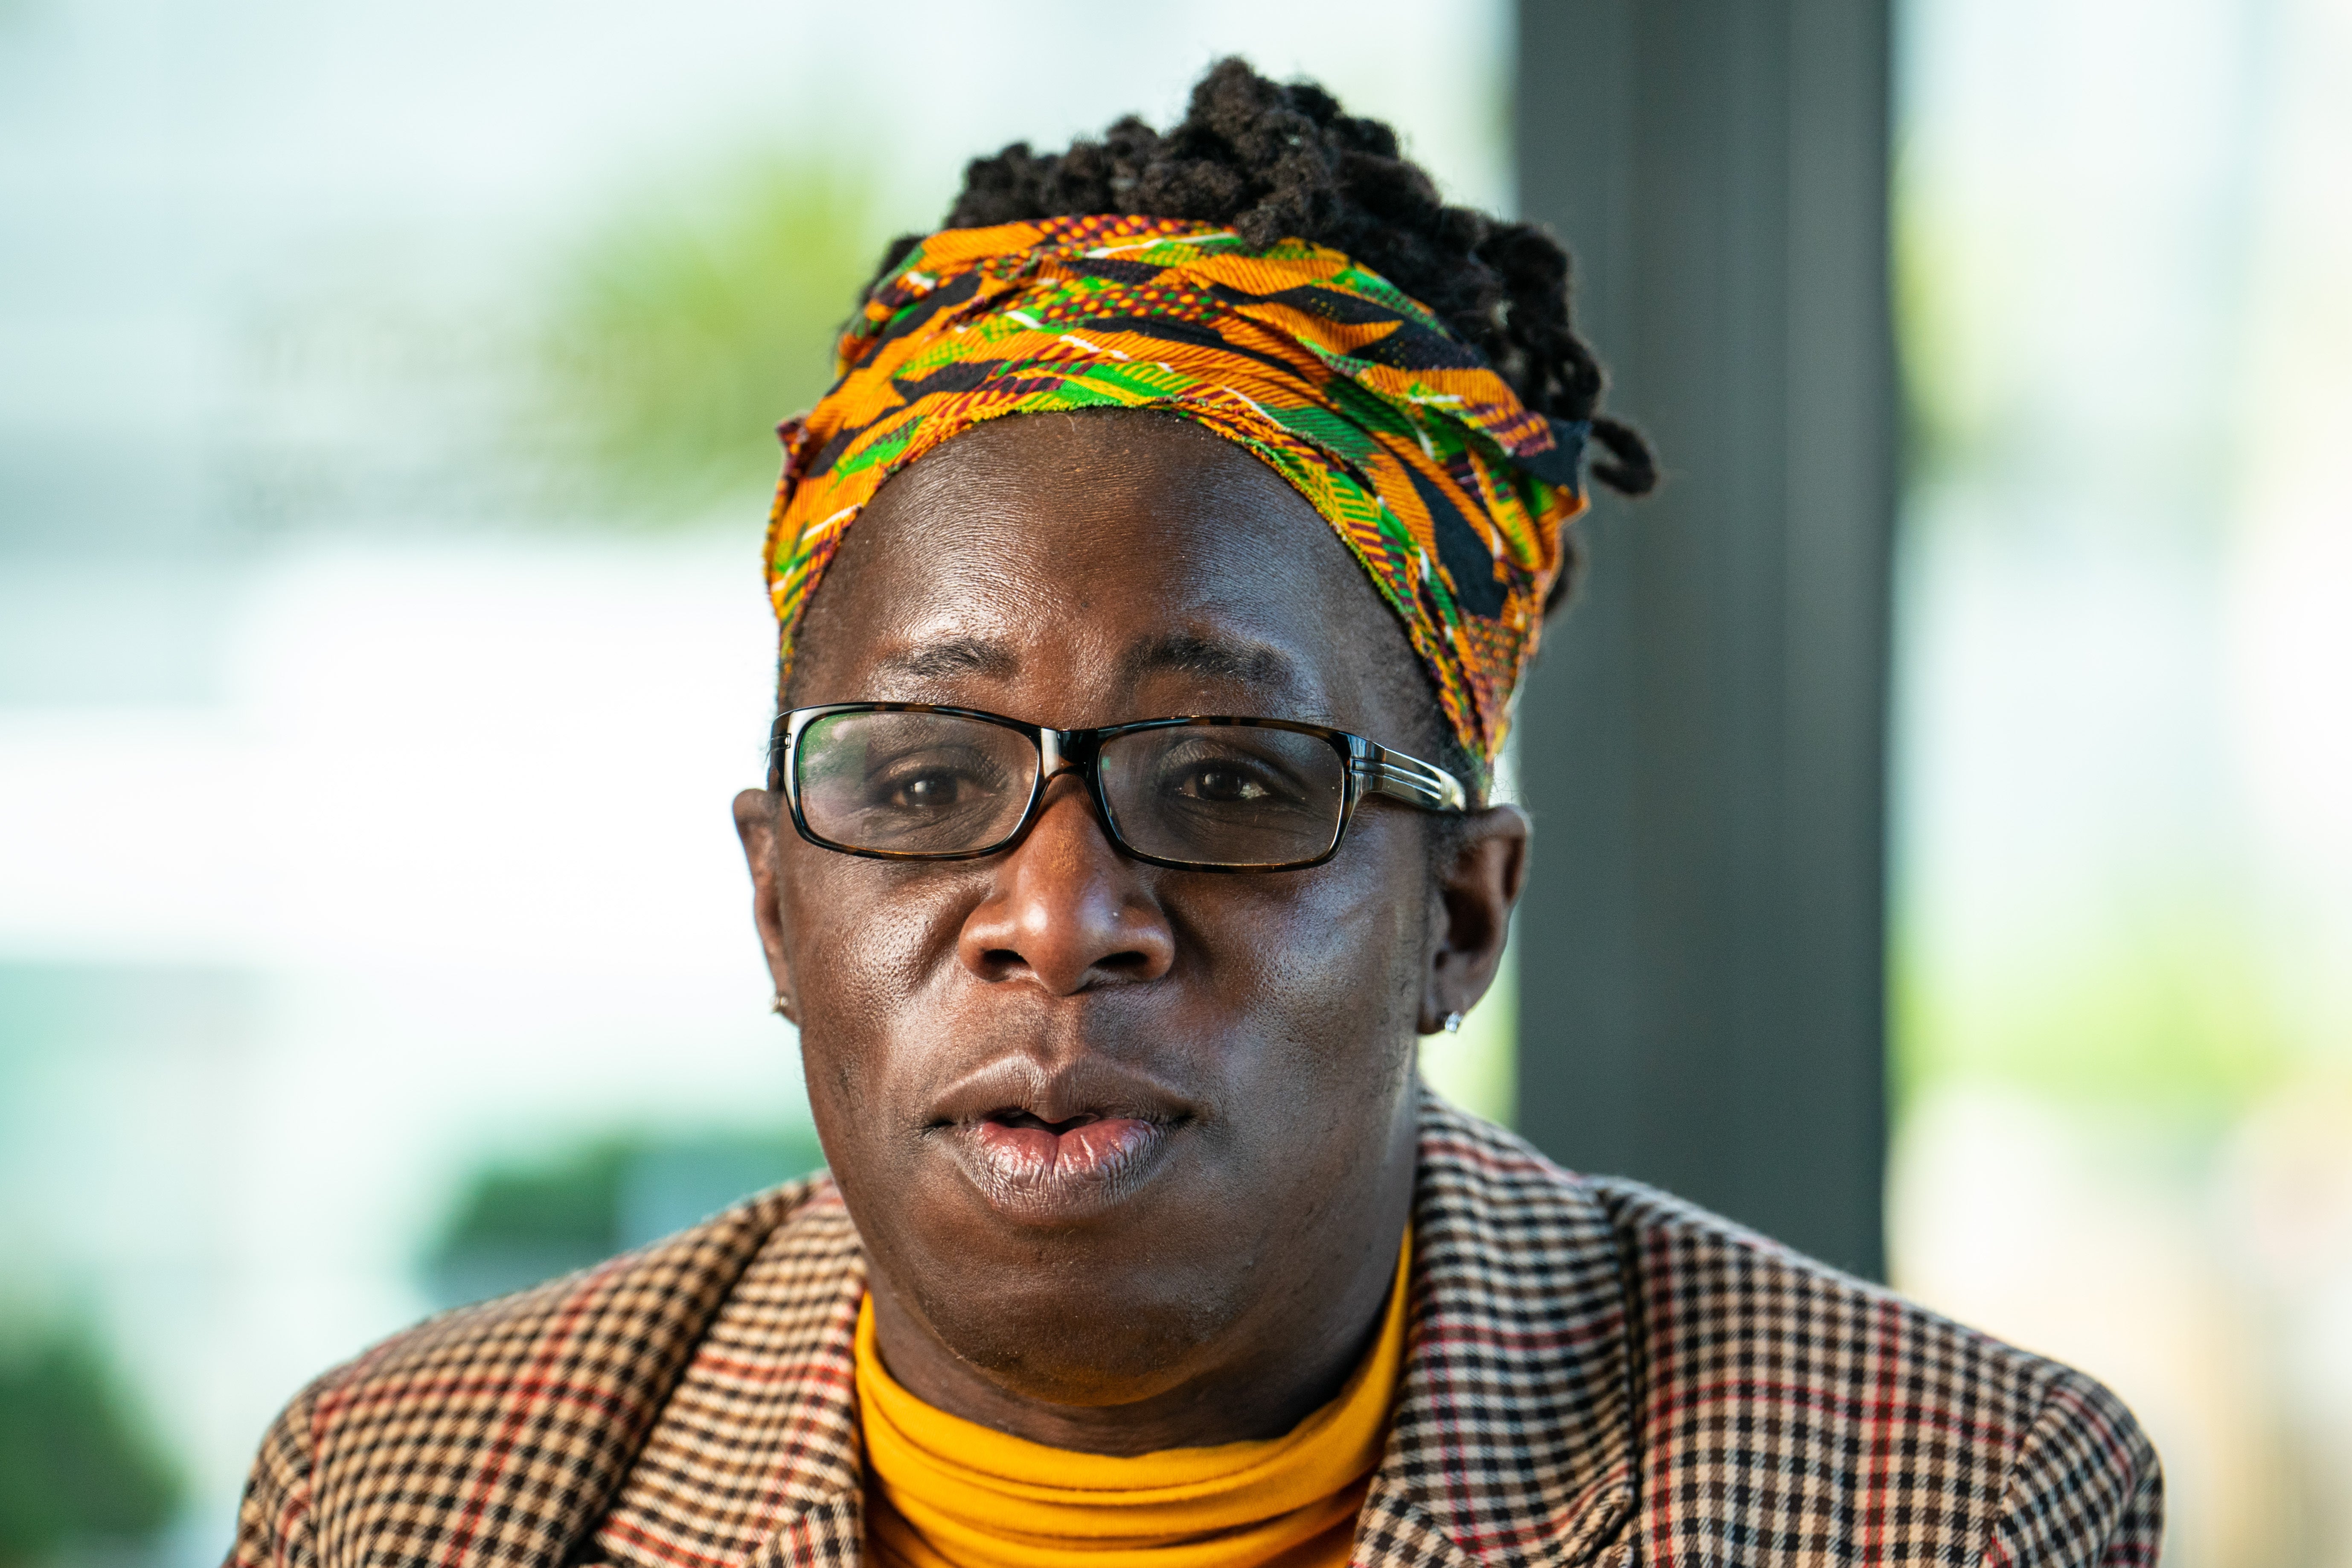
[956,774,1177,994]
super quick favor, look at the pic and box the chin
[902,1241,1252,1406]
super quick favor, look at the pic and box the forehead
[787,413,1423,733]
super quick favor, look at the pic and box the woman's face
[734,412,1523,1441]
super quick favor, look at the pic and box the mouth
[973,1106,1165,1176]
[929,1065,1191,1222]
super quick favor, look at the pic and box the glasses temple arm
[1353,747,1469,812]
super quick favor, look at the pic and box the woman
[230,59,2159,1568]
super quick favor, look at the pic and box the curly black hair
[869,56,1655,620]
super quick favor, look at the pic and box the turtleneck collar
[856,1231,1413,1568]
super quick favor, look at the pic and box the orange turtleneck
[855,1231,1412,1568]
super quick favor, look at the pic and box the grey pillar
[1511,0,1896,1277]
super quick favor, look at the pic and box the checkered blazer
[230,1094,2161,1568]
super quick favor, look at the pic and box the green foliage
[523,157,890,522]
[423,1125,828,1307]
[0,1319,182,1567]
[435,1139,633,1256]
[1893,896,2298,1126]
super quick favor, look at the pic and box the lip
[926,1057,1194,1223]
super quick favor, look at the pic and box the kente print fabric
[762,214,1593,771]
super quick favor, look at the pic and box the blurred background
[0,0,2345,1563]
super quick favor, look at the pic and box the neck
[864,1103,1419,1455]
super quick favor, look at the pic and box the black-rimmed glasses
[768,703,1468,873]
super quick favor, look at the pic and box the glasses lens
[1099,724,1346,867]
[794,710,1036,855]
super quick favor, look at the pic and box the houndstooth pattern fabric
[230,1096,2161,1568]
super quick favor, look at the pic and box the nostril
[976,947,1152,980]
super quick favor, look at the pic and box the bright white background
[1887,0,2352,1559]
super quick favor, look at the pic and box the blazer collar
[593,1182,869,1568]
[594,1094,1637,1568]
[1361,1094,1639,1568]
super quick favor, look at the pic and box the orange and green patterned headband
[764,214,1591,774]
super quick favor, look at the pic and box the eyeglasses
[768,703,1468,873]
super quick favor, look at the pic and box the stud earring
[1442,1011,1464,1034]
[771,992,793,1018]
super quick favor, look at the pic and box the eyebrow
[873,637,1022,681]
[1116,631,1305,697]
[869,629,1317,713]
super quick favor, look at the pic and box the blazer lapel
[310,1182,810,1568]
[596,1180,868,1568]
[1356,1094,1640,1568]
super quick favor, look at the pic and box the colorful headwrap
[765,214,1591,774]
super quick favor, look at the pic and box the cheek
[1230,881,1405,1009]
[1178,825,1432,1094]
[778,853,971,1125]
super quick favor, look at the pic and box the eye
[893,771,959,807]
[1176,763,1273,803]
[875,763,982,812]
[841,740,1016,817]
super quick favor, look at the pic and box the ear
[1418,803,1530,1035]
[733,788,801,1024]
